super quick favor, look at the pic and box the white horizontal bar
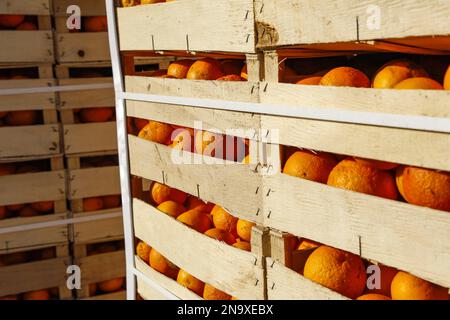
[0,83,113,96]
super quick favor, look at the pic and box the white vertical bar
[106,0,137,300]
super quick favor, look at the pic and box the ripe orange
[150,182,187,205]
[98,277,125,292]
[236,219,255,242]
[185,195,208,210]
[391,271,448,300]
[83,197,104,212]
[156,200,186,218]
[0,15,25,28]
[176,209,212,233]
[444,65,450,90]
[203,283,232,300]
[5,110,39,126]
[167,60,194,79]
[40,248,56,259]
[22,289,50,300]
[319,67,370,88]
[0,252,27,265]
[296,76,322,85]
[221,60,243,76]
[204,228,236,245]
[372,59,429,88]
[357,293,391,300]
[0,206,7,220]
[136,241,151,263]
[16,22,37,30]
[297,238,321,250]
[134,118,148,131]
[0,111,7,119]
[30,201,54,213]
[367,264,398,297]
[0,295,18,300]
[283,150,337,184]
[186,58,224,80]
[177,269,205,296]
[138,120,174,145]
[354,157,399,171]
[6,203,25,211]
[216,74,244,81]
[232,240,251,252]
[149,249,179,279]
[240,64,248,80]
[18,206,39,217]
[102,195,121,209]
[327,158,398,200]
[303,245,367,299]
[211,205,238,237]
[0,163,16,176]
[84,16,108,32]
[394,77,443,90]
[79,107,114,123]
[395,166,450,211]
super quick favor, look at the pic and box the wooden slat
[53,0,106,16]
[72,210,124,244]
[58,78,115,109]
[266,258,349,300]
[0,0,51,15]
[117,0,255,53]
[136,257,202,300]
[64,122,118,155]
[56,33,110,63]
[255,0,450,48]
[0,171,66,206]
[133,199,265,300]
[69,165,120,200]
[264,172,450,288]
[84,290,126,300]
[0,79,56,111]
[78,250,125,284]
[0,31,54,63]
[128,135,263,224]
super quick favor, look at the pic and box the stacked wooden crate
[0,0,71,300]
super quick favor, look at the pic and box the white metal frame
[105,0,450,300]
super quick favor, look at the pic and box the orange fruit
[156,200,186,218]
[395,166,450,211]
[134,118,148,131]
[211,205,238,237]
[357,293,391,300]
[79,107,114,123]
[0,163,16,176]
[0,206,7,219]
[149,249,179,279]
[240,64,248,80]
[136,241,151,263]
[18,206,39,217]
[296,76,322,85]
[186,58,224,80]
[40,248,56,259]
[391,271,448,300]
[167,60,194,79]
[303,245,367,299]
[0,15,25,28]
[216,74,244,81]
[221,60,243,76]
[297,238,321,250]
[236,219,255,242]
[138,120,174,145]
[283,150,337,184]
[232,240,251,252]
[0,252,27,265]
[83,197,104,212]
[102,195,121,209]
[394,77,443,90]
[444,65,450,90]
[204,228,236,245]
[150,182,187,205]
[367,264,398,297]
[16,22,37,30]
[195,130,224,157]
[0,295,19,300]
[98,277,125,292]
[319,67,370,88]
[84,16,108,32]
[372,59,429,88]
[89,283,98,296]
[30,201,54,213]
[327,158,398,200]
[203,283,232,300]
[185,195,208,210]
[354,157,399,171]
[177,269,204,296]
[6,203,25,211]
[22,289,50,300]
[0,111,8,119]
[176,209,212,233]
[5,110,39,126]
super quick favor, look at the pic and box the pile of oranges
[0,15,37,30]
[135,181,256,300]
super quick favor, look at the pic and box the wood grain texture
[56,33,110,63]
[83,290,126,300]
[0,31,54,63]
[69,165,120,200]
[72,210,124,244]
[77,250,126,284]
[117,0,255,53]
[133,199,265,300]
[0,0,51,15]
[0,79,56,111]
[58,78,115,109]
[63,122,118,155]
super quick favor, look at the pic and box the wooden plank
[125,76,259,103]
[53,0,106,16]
[72,210,124,244]
[69,166,120,200]
[64,122,118,155]
[0,125,60,159]
[0,213,68,253]
[129,135,263,224]
[255,0,450,48]
[0,171,66,206]
[117,0,255,53]
[0,257,69,297]
[58,78,115,109]
[0,0,51,15]
[134,199,265,299]
[0,79,56,111]
[77,250,125,284]
[0,31,54,63]
[56,33,110,63]
[261,115,450,172]
[136,257,202,300]
[266,258,349,300]
[263,172,450,288]
[84,290,126,300]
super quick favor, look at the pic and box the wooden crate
[53,0,110,63]
[255,0,450,51]
[0,244,72,299]
[117,0,256,53]
[0,0,54,63]
[66,152,123,245]
[73,240,126,299]
[0,64,62,159]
